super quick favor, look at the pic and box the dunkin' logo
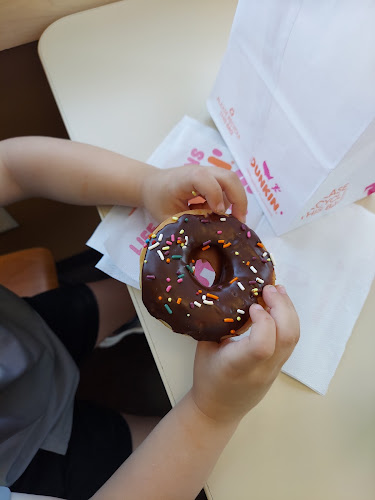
[250,157,281,213]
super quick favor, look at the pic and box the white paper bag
[207,0,375,235]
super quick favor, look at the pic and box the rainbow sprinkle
[148,242,160,250]
[165,304,173,314]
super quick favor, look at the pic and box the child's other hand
[142,165,248,223]
[192,285,300,425]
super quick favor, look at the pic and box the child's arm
[0,136,247,222]
[90,285,299,500]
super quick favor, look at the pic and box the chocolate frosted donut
[140,210,275,342]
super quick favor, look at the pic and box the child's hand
[191,285,300,424]
[142,165,248,223]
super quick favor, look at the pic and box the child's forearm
[0,136,155,207]
[91,390,239,500]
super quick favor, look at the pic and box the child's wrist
[140,164,162,207]
[186,390,242,430]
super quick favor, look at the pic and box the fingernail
[267,285,277,293]
[217,203,225,212]
[252,304,263,310]
[277,285,287,295]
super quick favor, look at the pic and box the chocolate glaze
[141,212,275,342]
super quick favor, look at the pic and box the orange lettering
[270,197,279,212]
[207,156,232,170]
[257,173,265,189]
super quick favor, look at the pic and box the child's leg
[122,414,161,449]
[86,278,137,346]
[24,278,138,361]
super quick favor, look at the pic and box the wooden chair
[0,0,120,51]
[0,247,58,297]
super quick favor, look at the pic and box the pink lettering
[190,148,204,161]
[129,244,141,255]
[130,222,157,256]
[185,158,200,165]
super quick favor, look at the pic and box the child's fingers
[247,304,277,361]
[191,169,226,213]
[262,285,300,362]
[228,304,276,372]
[187,192,230,213]
[213,169,248,222]
[223,192,231,211]
[189,166,247,219]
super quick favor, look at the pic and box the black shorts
[10,284,132,500]
[24,283,99,365]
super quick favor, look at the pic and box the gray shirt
[0,286,79,486]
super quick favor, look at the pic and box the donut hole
[194,259,216,287]
[190,245,232,288]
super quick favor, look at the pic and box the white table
[38,1,375,498]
